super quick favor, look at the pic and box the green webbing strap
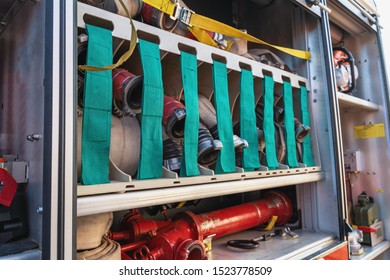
[212,61,236,174]
[137,39,164,179]
[299,86,315,166]
[263,75,279,170]
[180,51,201,177]
[240,69,261,171]
[283,81,299,168]
[81,24,113,185]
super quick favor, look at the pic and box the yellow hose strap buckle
[143,0,311,60]
[79,0,137,72]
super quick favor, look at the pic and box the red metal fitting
[163,96,186,139]
[112,68,143,114]
[115,210,170,242]
[122,190,292,260]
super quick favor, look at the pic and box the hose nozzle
[198,124,219,166]
[163,96,186,139]
[294,118,311,143]
[112,68,143,115]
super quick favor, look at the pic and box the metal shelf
[77,171,325,216]
[337,92,379,111]
[77,165,322,197]
[350,240,390,260]
[210,229,338,260]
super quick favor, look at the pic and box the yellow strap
[143,0,311,60]
[187,26,218,48]
[79,0,137,71]
[263,216,278,231]
[176,201,186,208]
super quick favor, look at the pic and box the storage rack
[76,2,324,217]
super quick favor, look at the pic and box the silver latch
[170,2,194,27]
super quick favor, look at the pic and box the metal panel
[0,0,45,250]
[46,0,77,260]
[335,16,390,242]
[327,0,376,35]
[290,0,322,17]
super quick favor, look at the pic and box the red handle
[357,226,377,233]
[0,168,17,207]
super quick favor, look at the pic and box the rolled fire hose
[198,123,219,167]
[255,104,285,163]
[163,96,186,139]
[81,0,144,18]
[198,95,247,151]
[77,110,140,181]
[233,123,264,168]
[274,106,311,163]
[274,106,310,142]
[112,67,144,116]
[78,36,144,117]
[162,129,182,173]
[161,54,184,99]
[77,212,113,250]
[141,1,179,32]
[242,48,291,72]
[77,34,88,83]
[256,104,310,164]
[77,236,121,260]
[162,122,220,170]
[274,122,286,163]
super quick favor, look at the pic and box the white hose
[198,95,217,129]
[77,111,141,182]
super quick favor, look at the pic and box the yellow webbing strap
[143,0,311,60]
[79,0,137,71]
[187,26,218,48]
[263,216,278,231]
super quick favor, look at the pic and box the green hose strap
[283,81,299,168]
[137,39,164,179]
[180,51,201,177]
[81,24,113,185]
[263,75,279,170]
[213,61,236,174]
[299,86,315,166]
[240,69,260,171]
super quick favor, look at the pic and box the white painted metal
[338,92,379,111]
[49,0,61,260]
[63,0,77,260]
[77,171,325,216]
[77,166,322,196]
